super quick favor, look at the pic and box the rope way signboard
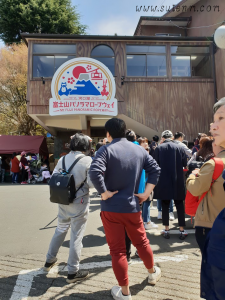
[49,57,118,116]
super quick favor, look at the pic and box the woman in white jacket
[44,133,93,283]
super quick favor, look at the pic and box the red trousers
[101,211,154,286]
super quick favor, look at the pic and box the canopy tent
[0,136,49,156]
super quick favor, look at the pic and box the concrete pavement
[0,185,203,300]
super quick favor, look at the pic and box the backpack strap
[76,178,87,194]
[62,156,66,172]
[211,158,224,183]
[67,155,85,173]
[198,157,224,202]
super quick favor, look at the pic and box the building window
[91,45,115,76]
[126,45,167,77]
[32,44,76,78]
[171,46,211,78]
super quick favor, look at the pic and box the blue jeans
[12,172,19,183]
[1,169,5,182]
[142,201,151,223]
[157,199,173,213]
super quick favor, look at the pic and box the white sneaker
[144,222,158,230]
[111,286,132,300]
[169,212,175,221]
[157,212,162,220]
[148,266,161,285]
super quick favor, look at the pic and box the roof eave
[21,33,213,45]
[134,16,192,36]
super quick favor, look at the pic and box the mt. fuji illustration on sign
[59,73,101,96]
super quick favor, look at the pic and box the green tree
[0,0,87,44]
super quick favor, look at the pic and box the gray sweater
[174,140,192,158]
[53,151,94,203]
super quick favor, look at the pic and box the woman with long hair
[187,136,214,171]
[196,137,214,162]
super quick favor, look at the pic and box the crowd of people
[23,98,225,299]
[0,152,50,184]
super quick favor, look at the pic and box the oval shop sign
[49,57,118,116]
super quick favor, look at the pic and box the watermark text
[136,5,220,13]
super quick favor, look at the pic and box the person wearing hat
[154,130,188,239]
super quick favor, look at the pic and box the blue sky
[72,0,179,36]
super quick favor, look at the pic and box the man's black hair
[125,129,136,142]
[174,132,185,140]
[70,133,90,152]
[12,152,16,159]
[152,135,159,142]
[105,118,126,139]
[96,142,103,151]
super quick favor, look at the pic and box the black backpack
[49,155,86,205]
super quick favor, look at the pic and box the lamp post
[214,25,225,49]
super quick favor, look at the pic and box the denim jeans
[1,169,5,182]
[142,201,151,223]
[12,172,19,183]
[157,199,173,213]
[46,196,89,274]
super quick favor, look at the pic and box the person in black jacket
[149,135,159,158]
[154,130,188,240]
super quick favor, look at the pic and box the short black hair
[105,118,126,139]
[70,133,90,152]
[12,152,17,159]
[153,135,159,142]
[125,129,136,142]
[96,142,103,151]
[174,132,185,140]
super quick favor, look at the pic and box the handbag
[49,154,86,205]
[185,157,224,218]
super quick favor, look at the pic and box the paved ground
[0,184,203,300]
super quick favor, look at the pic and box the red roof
[0,136,48,156]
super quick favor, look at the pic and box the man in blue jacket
[89,118,161,300]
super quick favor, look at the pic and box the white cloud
[89,16,137,36]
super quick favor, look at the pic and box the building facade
[22,0,224,157]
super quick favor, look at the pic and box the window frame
[91,44,115,76]
[32,43,76,79]
[126,45,167,78]
[171,45,212,79]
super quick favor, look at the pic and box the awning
[0,136,49,156]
